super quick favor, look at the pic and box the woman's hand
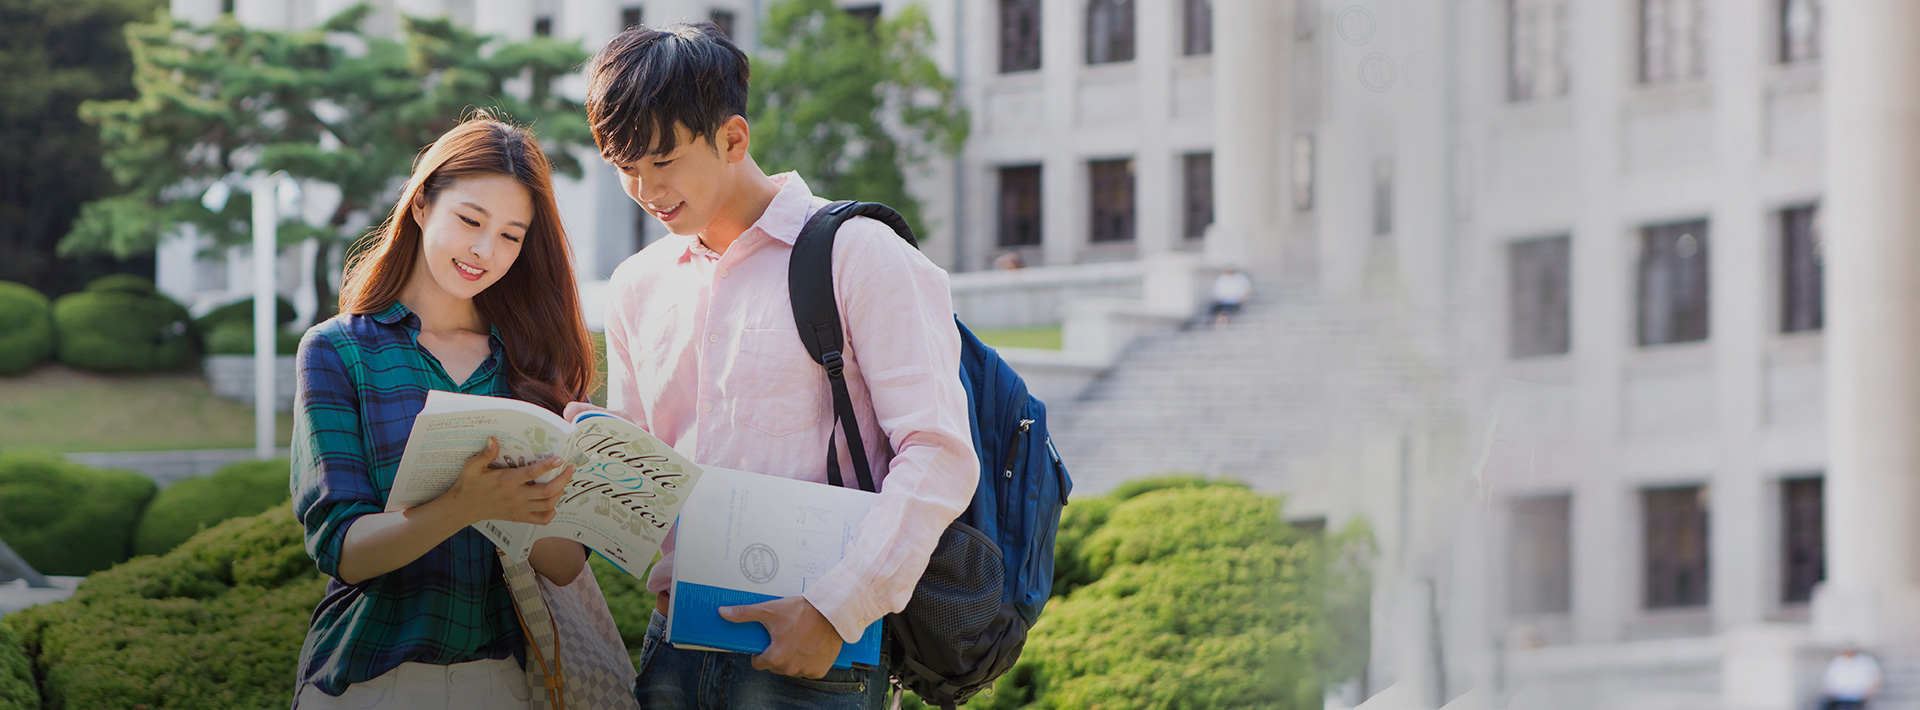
[440,438,575,528]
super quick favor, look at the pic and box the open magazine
[385,390,700,579]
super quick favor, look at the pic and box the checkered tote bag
[501,554,642,710]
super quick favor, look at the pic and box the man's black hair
[586,22,750,166]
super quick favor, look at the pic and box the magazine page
[386,391,573,514]
[526,413,702,576]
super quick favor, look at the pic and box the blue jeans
[633,610,890,710]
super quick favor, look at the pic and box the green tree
[61,4,594,321]
[749,0,968,235]
[0,0,164,296]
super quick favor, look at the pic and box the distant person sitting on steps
[993,250,1025,271]
[1823,646,1883,710]
[1210,268,1252,325]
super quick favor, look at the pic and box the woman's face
[409,174,534,301]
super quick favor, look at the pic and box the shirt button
[718,268,729,278]
[708,334,720,344]
[702,402,713,413]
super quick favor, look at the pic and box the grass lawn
[972,324,1063,350]
[0,365,295,453]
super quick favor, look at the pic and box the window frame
[997,165,1044,249]
[1087,158,1136,244]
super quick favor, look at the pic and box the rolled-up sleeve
[290,331,380,582]
[801,219,981,642]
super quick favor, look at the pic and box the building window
[846,4,882,32]
[1372,159,1393,236]
[533,15,553,36]
[1088,159,1135,243]
[1639,0,1707,85]
[1780,0,1821,64]
[1183,153,1213,241]
[1781,476,1825,605]
[1086,0,1135,65]
[1508,0,1569,101]
[709,9,735,38]
[1643,485,1710,609]
[1781,205,1822,333]
[997,165,1043,248]
[621,6,643,29]
[1183,0,1212,56]
[1638,219,1710,346]
[1000,0,1042,73]
[220,0,235,15]
[1508,494,1572,615]
[1509,236,1571,358]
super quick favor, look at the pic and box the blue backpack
[788,201,1072,709]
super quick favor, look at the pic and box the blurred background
[6,0,1915,709]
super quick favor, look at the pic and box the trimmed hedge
[0,624,35,710]
[50,277,195,372]
[963,481,1360,710]
[202,321,303,356]
[3,508,322,710]
[0,475,1363,710]
[0,452,155,576]
[81,274,158,295]
[0,282,54,376]
[134,459,293,556]
[194,296,296,333]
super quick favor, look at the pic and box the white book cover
[667,465,883,668]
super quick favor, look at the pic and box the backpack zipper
[1003,419,1034,479]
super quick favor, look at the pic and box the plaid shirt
[291,302,523,698]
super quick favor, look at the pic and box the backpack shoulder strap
[788,200,916,493]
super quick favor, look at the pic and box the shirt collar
[372,301,416,327]
[371,300,504,347]
[678,172,817,260]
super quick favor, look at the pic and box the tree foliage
[748,0,968,234]
[0,0,163,296]
[62,4,594,321]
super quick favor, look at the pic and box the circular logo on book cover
[740,544,779,584]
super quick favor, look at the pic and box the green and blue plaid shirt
[291,302,523,698]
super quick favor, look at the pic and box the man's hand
[718,596,842,679]
[564,401,615,421]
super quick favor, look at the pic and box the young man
[574,22,979,709]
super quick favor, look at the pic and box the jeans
[633,610,890,710]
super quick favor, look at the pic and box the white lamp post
[204,171,300,459]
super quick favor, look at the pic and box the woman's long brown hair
[337,113,597,414]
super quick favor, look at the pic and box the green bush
[82,274,158,295]
[590,554,659,667]
[201,320,303,356]
[4,508,321,710]
[2,507,658,710]
[966,483,1356,710]
[50,283,195,372]
[0,281,54,376]
[0,474,1366,710]
[0,452,155,576]
[194,295,297,333]
[0,624,36,710]
[134,458,293,556]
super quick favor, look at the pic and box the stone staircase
[1045,269,1469,498]
[1872,648,1920,710]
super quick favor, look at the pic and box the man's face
[613,121,736,237]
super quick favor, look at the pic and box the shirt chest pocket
[729,328,828,437]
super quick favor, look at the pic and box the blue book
[665,465,882,669]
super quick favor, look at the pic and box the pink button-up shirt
[603,173,979,642]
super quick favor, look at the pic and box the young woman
[290,114,599,708]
